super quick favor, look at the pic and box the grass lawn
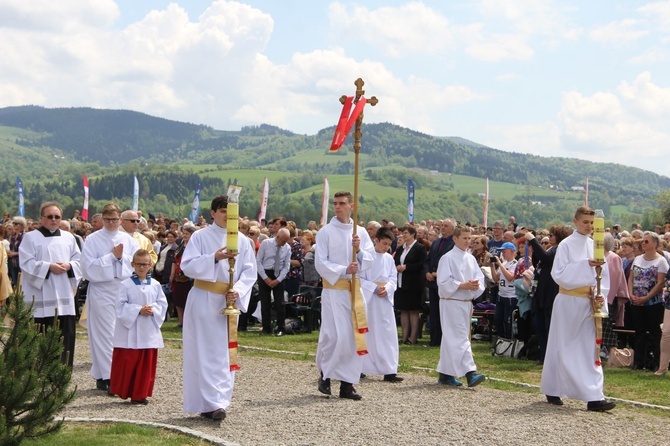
[160,320,670,411]
[22,422,212,446]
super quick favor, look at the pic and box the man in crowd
[541,206,615,411]
[120,210,157,264]
[256,227,291,336]
[424,218,455,346]
[19,201,81,367]
[181,195,257,421]
[315,191,375,400]
[81,203,139,391]
[91,213,103,231]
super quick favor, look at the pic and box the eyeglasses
[12,222,20,225]
[133,263,151,268]
[103,218,120,223]
[43,215,62,220]
[124,219,140,223]
[642,240,650,244]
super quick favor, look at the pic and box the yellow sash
[193,279,240,371]
[558,286,593,298]
[323,278,369,355]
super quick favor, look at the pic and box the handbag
[607,347,634,368]
[493,338,525,358]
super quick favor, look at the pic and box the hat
[501,242,516,251]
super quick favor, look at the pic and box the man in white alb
[20,201,81,367]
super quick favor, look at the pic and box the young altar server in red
[109,249,168,404]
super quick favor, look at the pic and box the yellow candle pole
[591,209,607,365]
[222,202,240,316]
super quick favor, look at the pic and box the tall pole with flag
[584,176,589,207]
[258,177,269,222]
[320,177,330,227]
[16,177,25,217]
[483,177,489,228]
[132,176,139,212]
[82,174,90,221]
[330,78,378,356]
[189,179,201,222]
[407,179,415,224]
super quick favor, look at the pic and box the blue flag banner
[132,176,139,212]
[17,177,25,217]
[407,179,415,224]
[189,179,201,222]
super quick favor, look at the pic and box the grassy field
[160,321,670,411]
[182,165,583,203]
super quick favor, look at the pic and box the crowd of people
[2,197,670,419]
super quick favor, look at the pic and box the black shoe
[201,408,226,420]
[131,398,149,405]
[96,379,110,391]
[318,373,331,395]
[339,383,362,400]
[546,395,564,406]
[587,399,616,412]
[383,374,404,383]
[360,373,366,379]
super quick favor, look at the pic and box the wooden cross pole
[339,78,378,262]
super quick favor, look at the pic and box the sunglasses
[124,219,140,223]
[642,240,650,244]
[44,215,62,220]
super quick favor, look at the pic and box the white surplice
[315,217,375,384]
[81,229,139,380]
[19,229,82,318]
[180,223,257,414]
[541,231,610,402]
[360,251,398,376]
[113,277,167,349]
[436,246,485,378]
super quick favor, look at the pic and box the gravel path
[63,337,667,446]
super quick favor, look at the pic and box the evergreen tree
[0,294,76,445]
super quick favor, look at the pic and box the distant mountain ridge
[0,105,668,200]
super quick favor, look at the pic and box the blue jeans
[495,297,517,339]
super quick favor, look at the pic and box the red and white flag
[330,96,366,151]
[258,177,269,221]
[82,174,89,221]
[483,178,489,229]
[320,177,330,226]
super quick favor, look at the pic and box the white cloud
[588,19,648,45]
[637,1,670,28]
[328,2,454,57]
[557,76,670,162]
[629,46,669,64]
[464,29,534,61]
[484,121,561,155]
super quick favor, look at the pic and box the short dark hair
[453,224,472,238]
[376,227,394,241]
[574,206,595,219]
[334,191,353,203]
[133,249,151,262]
[40,201,62,217]
[402,225,417,236]
[211,195,228,212]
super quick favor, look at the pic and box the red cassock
[109,348,158,400]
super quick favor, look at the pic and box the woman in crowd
[526,225,571,362]
[170,225,196,328]
[619,236,636,279]
[394,225,427,345]
[301,231,320,287]
[656,276,670,375]
[7,216,26,288]
[628,231,668,371]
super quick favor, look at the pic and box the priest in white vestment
[541,206,615,411]
[315,191,375,400]
[360,227,401,381]
[20,202,81,367]
[81,203,139,391]
[180,195,257,421]
[436,225,486,388]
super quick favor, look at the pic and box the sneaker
[437,373,462,387]
[466,372,486,388]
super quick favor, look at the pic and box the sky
[1,0,670,176]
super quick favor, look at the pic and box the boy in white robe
[436,225,486,388]
[81,203,139,392]
[180,195,257,421]
[316,191,375,400]
[19,202,81,367]
[109,249,167,404]
[360,227,401,382]
[541,206,615,411]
